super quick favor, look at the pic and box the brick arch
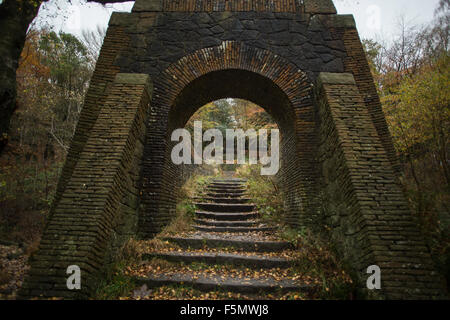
[139,42,319,237]
[154,41,310,112]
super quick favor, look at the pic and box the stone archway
[139,41,318,239]
[20,0,446,300]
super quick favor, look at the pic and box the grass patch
[280,226,357,299]
[156,172,220,237]
[158,200,196,237]
[236,164,284,226]
[95,262,136,300]
[95,238,141,300]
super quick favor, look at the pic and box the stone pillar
[20,74,152,299]
[49,12,132,225]
[315,72,445,299]
[323,14,402,174]
[132,0,163,12]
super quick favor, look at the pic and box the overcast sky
[35,0,440,43]
[334,0,440,41]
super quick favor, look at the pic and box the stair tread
[163,232,292,247]
[195,211,258,219]
[143,251,292,262]
[142,251,294,270]
[193,224,272,228]
[195,210,258,215]
[194,202,255,206]
[208,184,246,186]
[193,197,252,201]
[208,187,246,190]
[207,187,246,190]
[135,273,311,293]
[194,225,275,233]
[205,193,248,197]
[194,219,259,227]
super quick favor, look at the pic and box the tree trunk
[0,0,45,154]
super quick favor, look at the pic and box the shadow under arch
[139,42,319,238]
[168,69,295,134]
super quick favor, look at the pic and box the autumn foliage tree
[0,0,130,155]
[0,29,95,245]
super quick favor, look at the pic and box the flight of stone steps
[193,178,275,233]
[131,177,316,297]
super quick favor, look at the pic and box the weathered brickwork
[22,0,446,299]
[322,15,401,174]
[161,0,303,12]
[113,5,351,235]
[49,25,130,221]
[121,11,346,81]
[133,0,337,13]
[138,42,316,237]
[20,74,152,299]
[316,73,445,299]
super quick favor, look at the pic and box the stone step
[193,197,251,204]
[206,185,247,192]
[207,187,246,193]
[211,180,246,184]
[195,211,258,221]
[142,252,293,269]
[163,236,294,252]
[212,178,246,183]
[205,192,247,198]
[194,225,275,233]
[211,181,246,185]
[194,203,255,213]
[194,219,259,227]
[205,190,247,196]
[206,190,246,196]
[134,274,312,294]
[208,184,246,189]
[209,184,246,189]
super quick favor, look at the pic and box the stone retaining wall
[20,74,152,299]
[315,72,445,299]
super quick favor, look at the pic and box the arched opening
[181,97,281,173]
[167,69,296,133]
[138,42,318,238]
[140,68,309,236]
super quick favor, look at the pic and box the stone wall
[315,72,445,299]
[49,24,130,223]
[105,4,398,235]
[20,74,152,299]
[322,15,402,174]
[133,0,337,13]
[138,41,316,237]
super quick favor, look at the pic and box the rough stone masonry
[20,0,446,299]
